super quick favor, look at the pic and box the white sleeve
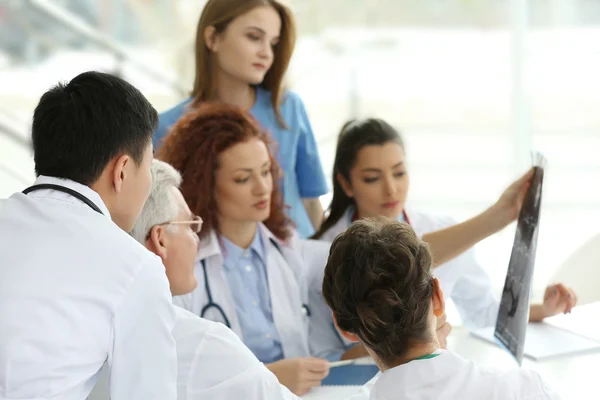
[449,248,500,330]
[109,258,177,400]
[180,319,299,400]
[534,372,562,400]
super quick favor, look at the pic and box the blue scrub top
[154,87,329,238]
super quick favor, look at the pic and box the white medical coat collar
[372,349,452,394]
[196,223,286,262]
[323,206,417,242]
[30,175,112,218]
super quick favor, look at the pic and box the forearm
[423,204,509,267]
[302,198,324,230]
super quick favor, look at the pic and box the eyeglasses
[161,215,203,233]
[146,215,203,239]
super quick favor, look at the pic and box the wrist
[529,304,547,322]
[482,203,511,234]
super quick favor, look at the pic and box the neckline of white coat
[27,175,112,218]
[195,223,290,263]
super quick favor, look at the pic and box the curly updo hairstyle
[322,218,435,366]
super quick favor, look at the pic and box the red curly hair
[157,103,292,241]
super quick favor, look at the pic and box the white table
[303,325,600,400]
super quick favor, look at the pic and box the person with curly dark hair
[322,218,561,400]
[157,103,332,396]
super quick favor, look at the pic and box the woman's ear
[204,26,218,52]
[336,173,354,198]
[431,278,446,317]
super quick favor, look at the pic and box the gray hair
[131,159,182,244]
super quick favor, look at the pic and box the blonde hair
[192,0,296,128]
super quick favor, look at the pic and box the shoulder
[104,225,168,286]
[279,89,305,108]
[106,223,158,263]
[159,99,193,121]
[173,306,261,381]
[493,369,558,399]
[279,89,309,122]
[318,208,353,243]
[156,98,193,135]
[319,221,349,243]
[256,87,307,120]
[173,306,217,340]
[406,207,458,234]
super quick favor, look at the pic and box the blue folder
[322,364,380,386]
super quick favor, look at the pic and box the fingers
[565,287,577,313]
[512,168,535,198]
[569,288,578,308]
[546,283,577,314]
[516,168,535,186]
[287,358,330,395]
[305,358,329,374]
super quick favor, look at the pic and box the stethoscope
[200,237,311,329]
[22,184,104,215]
[333,209,413,349]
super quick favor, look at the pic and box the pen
[329,359,355,368]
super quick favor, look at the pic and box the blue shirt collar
[221,229,265,271]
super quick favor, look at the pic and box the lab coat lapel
[196,231,242,336]
[260,225,309,359]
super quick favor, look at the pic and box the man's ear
[333,312,360,343]
[431,278,446,318]
[204,26,218,51]
[146,225,169,260]
[111,154,130,193]
[337,173,354,198]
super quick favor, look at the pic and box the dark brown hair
[312,119,404,239]
[322,218,434,366]
[156,103,292,241]
[192,0,296,128]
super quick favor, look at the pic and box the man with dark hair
[0,71,177,400]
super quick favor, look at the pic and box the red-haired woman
[157,103,331,396]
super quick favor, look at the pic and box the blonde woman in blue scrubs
[154,0,327,238]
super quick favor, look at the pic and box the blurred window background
[1,0,599,306]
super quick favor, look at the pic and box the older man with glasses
[128,159,299,399]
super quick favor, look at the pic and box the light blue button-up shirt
[221,233,284,363]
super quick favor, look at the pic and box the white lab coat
[173,223,331,360]
[0,176,177,400]
[89,306,300,400]
[172,307,299,399]
[310,206,500,359]
[351,350,560,400]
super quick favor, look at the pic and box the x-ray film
[494,152,547,365]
